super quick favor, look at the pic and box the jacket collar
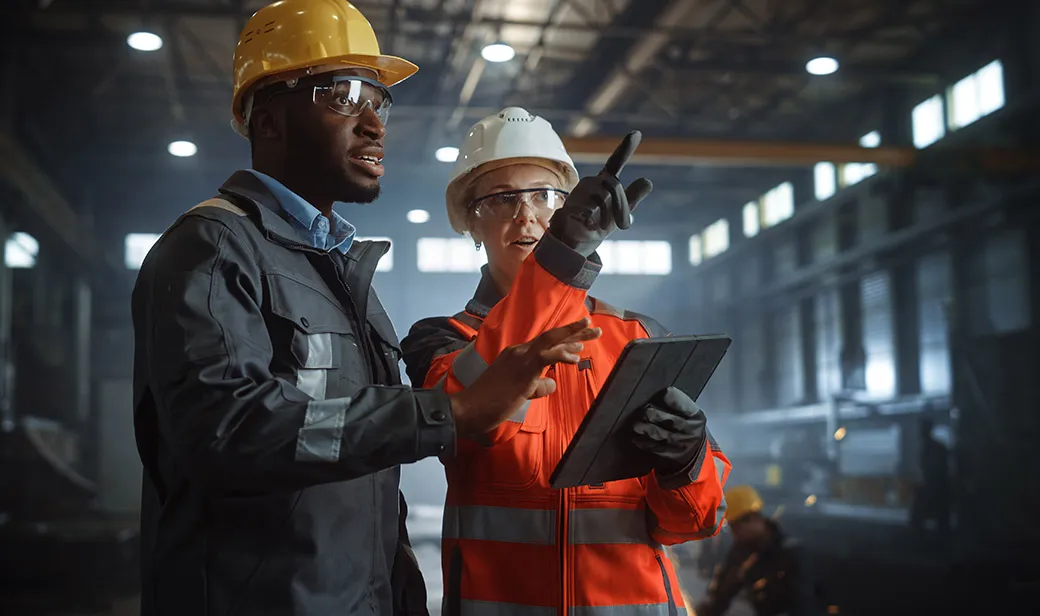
[217,169,308,248]
[464,265,504,318]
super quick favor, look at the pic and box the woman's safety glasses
[471,188,569,222]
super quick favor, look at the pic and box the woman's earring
[474,241,482,251]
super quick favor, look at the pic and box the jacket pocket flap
[267,272,353,335]
[516,400,547,433]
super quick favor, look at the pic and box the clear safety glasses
[256,75,393,125]
[315,75,393,125]
[471,188,569,222]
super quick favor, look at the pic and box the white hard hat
[445,107,579,235]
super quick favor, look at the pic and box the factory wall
[679,37,1040,560]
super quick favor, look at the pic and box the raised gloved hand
[548,131,654,258]
[631,387,708,484]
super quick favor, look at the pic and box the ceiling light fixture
[435,146,460,163]
[805,56,839,76]
[407,209,431,224]
[127,31,164,52]
[167,140,198,157]
[481,43,516,63]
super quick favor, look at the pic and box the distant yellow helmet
[724,485,764,523]
[231,0,419,134]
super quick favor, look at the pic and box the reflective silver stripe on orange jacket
[455,600,687,616]
[443,505,660,546]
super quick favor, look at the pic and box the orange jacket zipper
[551,363,571,615]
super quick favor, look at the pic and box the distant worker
[910,418,951,536]
[401,107,730,615]
[695,485,822,616]
[130,2,601,615]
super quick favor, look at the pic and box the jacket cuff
[534,232,601,290]
[654,437,708,491]
[414,388,457,458]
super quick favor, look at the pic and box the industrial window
[688,235,703,266]
[5,232,38,269]
[702,219,730,259]
[742,202,760,237]
[598,240,672,275]
[912,95,945,148]
[416,237,487,273]
[917,252,952,394]
[125,233,162,270]
[861,272,896,399]
[774,305,805,407]
[354,236,393,272]
[947,59,1005,131]
[761,182,794,228]
[813,162,836,201]
[842,131,880,186]
[815,289,843,398]
[738,317,768,411]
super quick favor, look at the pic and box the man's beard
[339,180,380,204]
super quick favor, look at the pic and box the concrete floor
[38,544,758,616]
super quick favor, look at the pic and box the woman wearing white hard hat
[401,108,731,615]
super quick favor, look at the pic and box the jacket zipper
[332,254,376,381]
[555,364,570,615]
[654,551,680,616]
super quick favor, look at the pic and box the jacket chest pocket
[265,272,366,399]
[475,400,547,491]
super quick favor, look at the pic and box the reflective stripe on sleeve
[294,398,349,462]
[452,342,488,387]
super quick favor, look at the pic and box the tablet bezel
[549,334,731,489]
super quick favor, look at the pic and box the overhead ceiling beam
[0,131,103,266]
[567,0,705,137]
[657,59,940,87]
[562,136,916,167]
[560,136,1040,170]
[29,1,918,45]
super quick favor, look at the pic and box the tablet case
[549,334,731,489]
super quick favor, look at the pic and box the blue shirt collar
[246,169,356,254]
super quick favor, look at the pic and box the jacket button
[300,317,310,327]
[431,410,446,422]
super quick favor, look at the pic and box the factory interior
[1,0,1038,614]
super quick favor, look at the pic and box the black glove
[548,131,654,258]
[631,387,708,484]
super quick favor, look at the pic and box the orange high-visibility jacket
[402,234,730,616]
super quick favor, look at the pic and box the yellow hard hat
[724,485,764,523]
[231,0,419,132]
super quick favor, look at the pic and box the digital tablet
[549,334,731,489]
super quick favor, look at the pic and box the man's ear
[250,105,283,142]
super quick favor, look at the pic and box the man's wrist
[415,388,457,457]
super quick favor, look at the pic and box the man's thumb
[529,377,558,399]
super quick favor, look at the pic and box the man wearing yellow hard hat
[694,485,827,616]
[131,2,602,615]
